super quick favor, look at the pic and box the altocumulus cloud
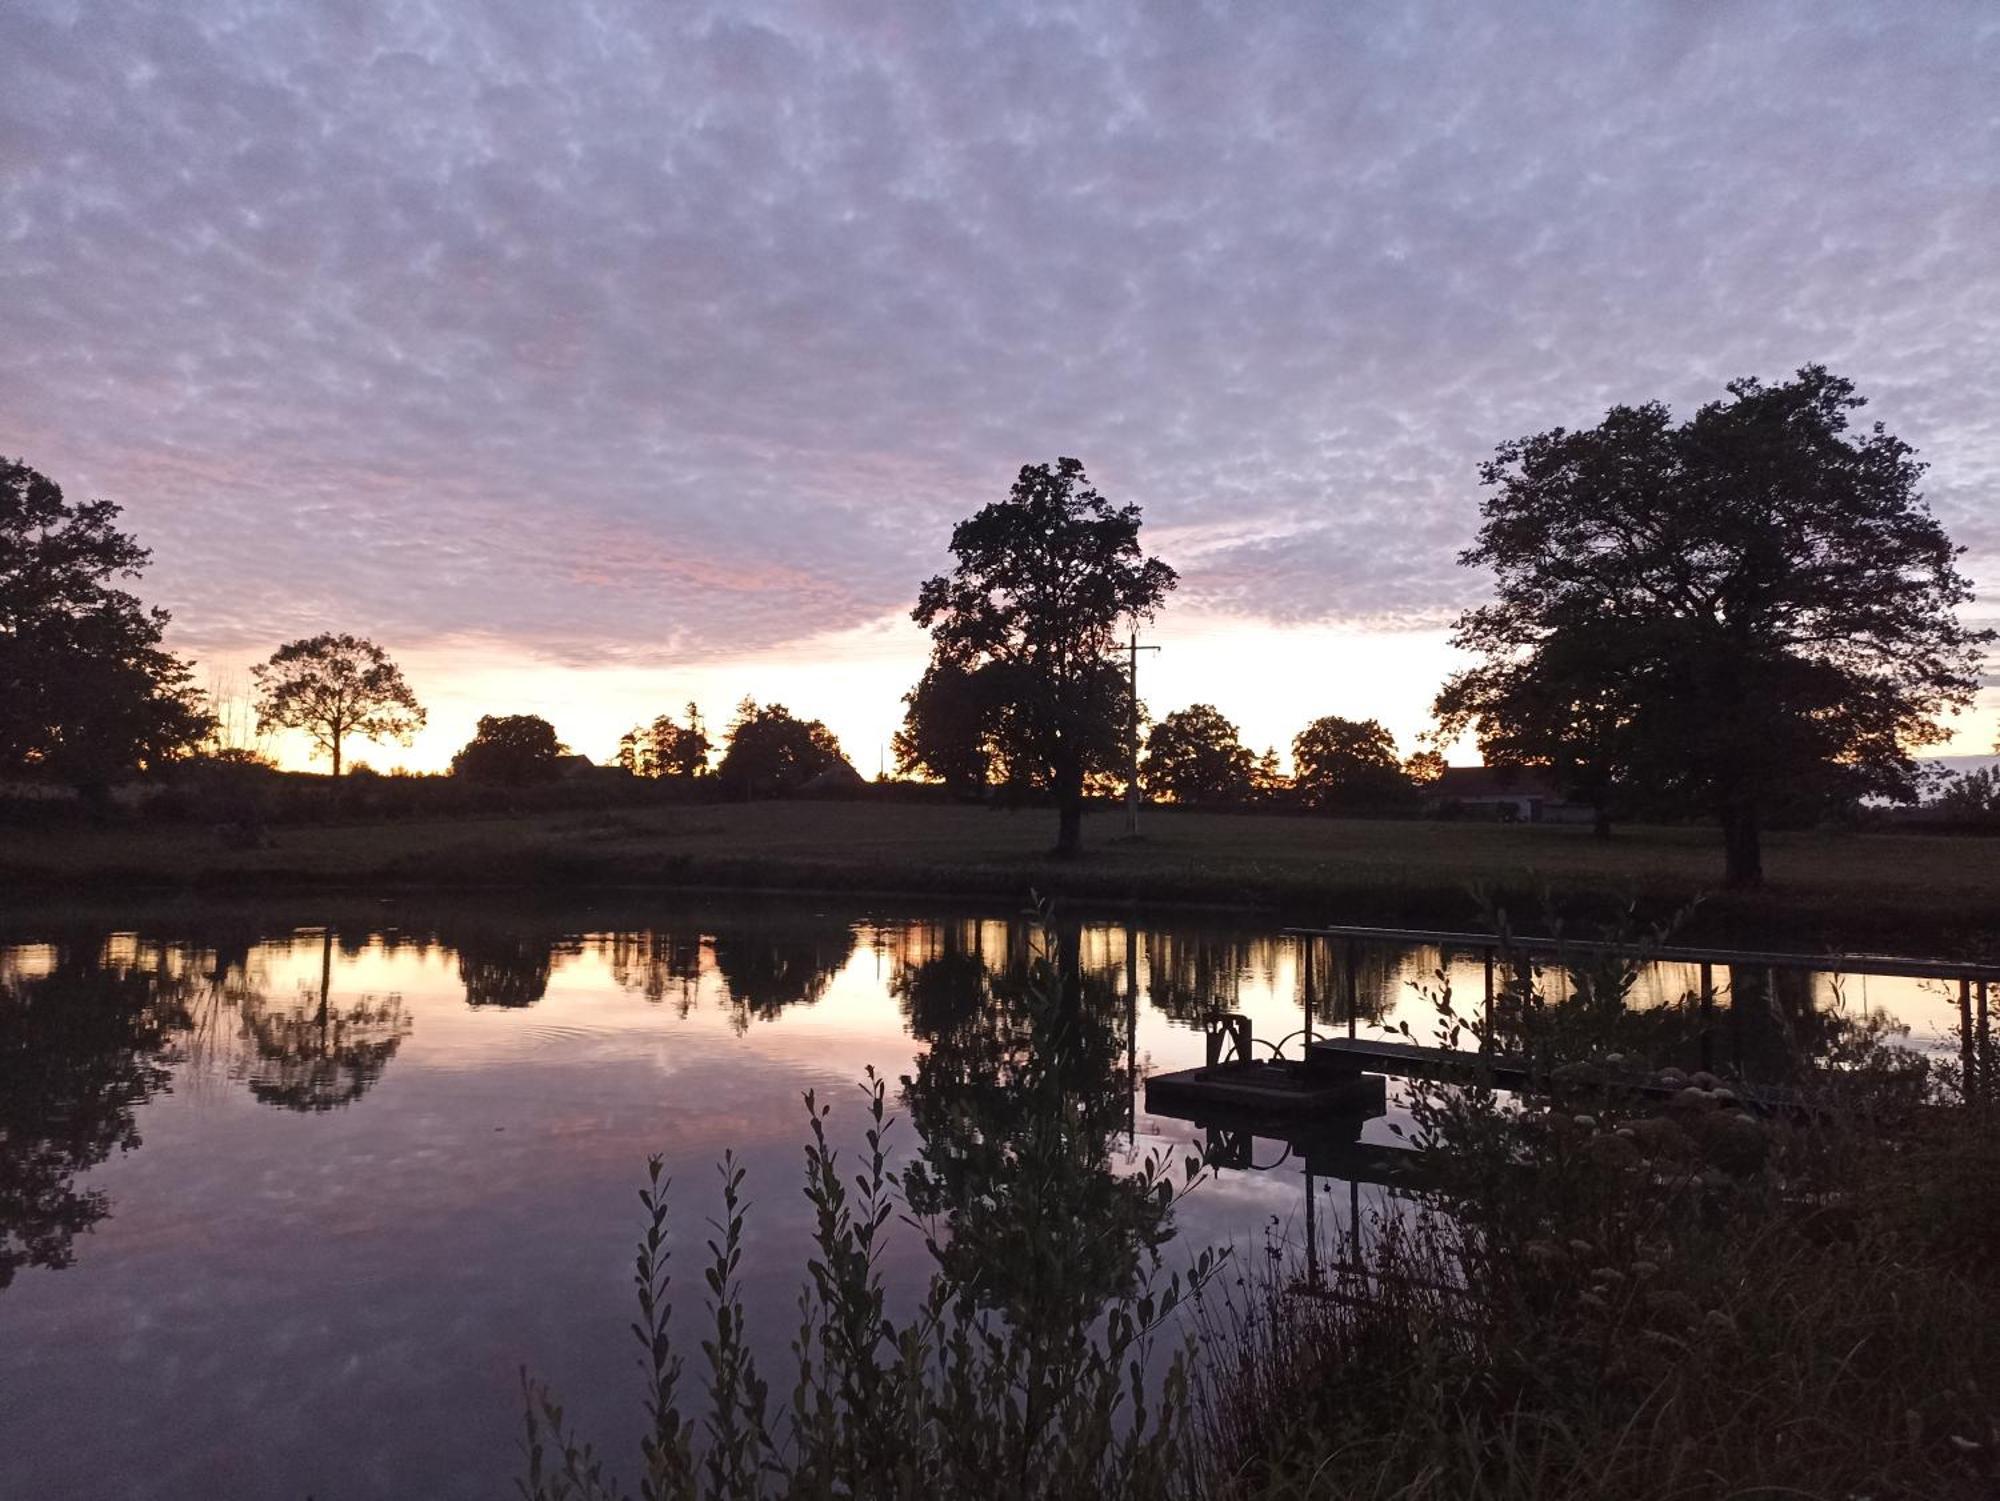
[2,0,1996,669]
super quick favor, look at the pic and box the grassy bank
[1209,968,2000,1500]
[2,800,1994,952]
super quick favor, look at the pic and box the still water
[0,897,1967,1499]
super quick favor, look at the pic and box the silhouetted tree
[1249,746,1288,802]
[1437,367,1989,886]
[1291,715,1414,812]
[1436,623,1652,838]
[714,699,848,798]
[1144,704,1255,805]
[617,702,710,779]
[1403,748,1448,788]
[1932,766,2000,825]
[893,659,994,798]
[253,633,425,778]
[451,713,567,786]
[913,458,1176,855]
[0,458,211,793]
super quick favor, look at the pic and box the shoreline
[4,801,1995,955]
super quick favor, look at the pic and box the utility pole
[1118,627,1159,837]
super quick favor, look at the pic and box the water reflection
[0,939,193,1288]
[708,913,857,1029]
[901,916,1168,1326]
[455,922,565,1009]
[241,930,411,1112]
[0,902,1984,1501]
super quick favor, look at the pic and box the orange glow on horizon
[194,614,2000,780]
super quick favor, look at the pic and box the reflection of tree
[899,917,1171,1333]
[240,929,410,1112]
[455,926,560,1009]
[1143,931,1281,1026]
[0,943,193,1289]
[605,931,704,1017]
[708,917,856,1031]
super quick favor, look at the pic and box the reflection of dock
[1144,1059,1434,1188]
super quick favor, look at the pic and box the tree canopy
[1144,704,1255,805]
[617,703,710,779]
[1435,367,1989,885]
[450,713,567,786]
[715,699,848,798]
[912,458,1176,854]
[0,458,211,788]
[253,633,425,778]
[1291,715,1413,812]
[893,659,995,799]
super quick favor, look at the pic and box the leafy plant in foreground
[520,925,1219,1501]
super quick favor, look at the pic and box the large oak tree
[0,458,211,791]
[252,633,425,777]
[913,459,1176,855]
[1144,704,1255,805]
[715,699,848,798]
[1436,367,1988,886]
[1290,714,1414,813]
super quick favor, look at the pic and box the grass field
[3,799,1994,952]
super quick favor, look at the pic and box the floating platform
[1145,1057,1386,1121]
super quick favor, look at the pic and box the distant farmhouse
[1427,765,1589,824]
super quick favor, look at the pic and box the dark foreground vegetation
[518,918,2000,1500]
[4,796,1997,954]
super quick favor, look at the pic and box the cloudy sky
[6,0,1997,771]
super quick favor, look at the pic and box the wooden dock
[1308,1035,1806,1113]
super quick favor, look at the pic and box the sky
[5,0,1997,773]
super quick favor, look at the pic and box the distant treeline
[5,366,1996,884]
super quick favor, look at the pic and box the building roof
[1430,764,1563,800]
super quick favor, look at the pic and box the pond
[0,896,1971,1500]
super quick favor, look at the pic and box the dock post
[1482,946,1495,1042]
[1968,980,1984,1096]
[1962,979,1975,1102]
[1302,937,1315,1050]
[1699,961,1714,1074]
[1345,937,1358,1040]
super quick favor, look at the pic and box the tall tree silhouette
[253,633,425,778]
[617,702,710,779]
[1437,367,1989,886]
[913,458,1176,855]
[0,458,211,793]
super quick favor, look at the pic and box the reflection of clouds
[3,0,1993,705]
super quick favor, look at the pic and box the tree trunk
[1053,763,1084,858]
[1721,800,1763,889]
[1592,806,1612,841]
[331,733,343,780]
